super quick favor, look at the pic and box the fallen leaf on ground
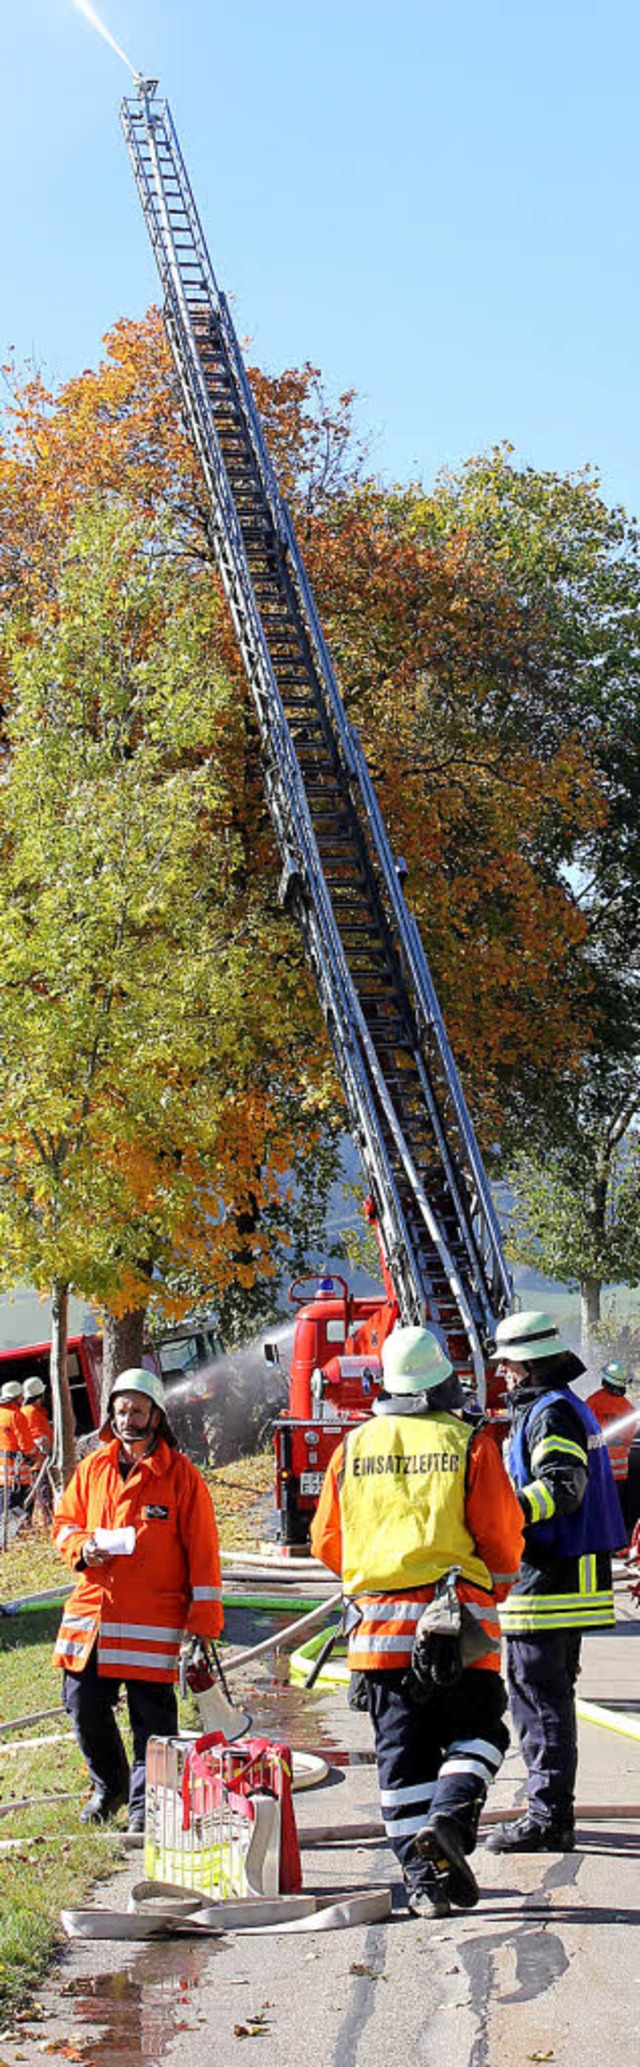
[40,2045,87,2059]
[233,2009,272,2038]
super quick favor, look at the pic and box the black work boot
[485,1814,575,1854]
[415,1814,480,1908]
[404,1865,451,1919]
[80,1785,129,1825]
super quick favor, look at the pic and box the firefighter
[485,1311,625,1855]
[21,1375,54,1454]
[0,1381,35,1511]
[21,1377,55,1522]
[585,1361,637,1536]
[0,1381,22,1513]
[310,1324,524,1918]
[52,1368,223,1833]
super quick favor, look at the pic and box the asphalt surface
[2,1568,639,2067]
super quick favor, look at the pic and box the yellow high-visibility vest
[339,1412,492,1596]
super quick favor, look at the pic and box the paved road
[2,1574,639,2067]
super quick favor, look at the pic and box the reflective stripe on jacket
[311,1408,523,1673]
[500,1551,616,1632]
[347,1582,504,1672]
[0,1405,35,1485]
[52,1437,223,1680]
[502,1388,622,1634]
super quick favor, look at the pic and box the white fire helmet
[100,1367,166,1439]
[381,1325,453,1396]
[490,1311,567,1364]
[22,1377,47,1402]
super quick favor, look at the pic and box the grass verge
[0,1445,273,2024]
[0,1604,123,2031]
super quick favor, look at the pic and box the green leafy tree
[403,448,640,1326]
[507,1110,640,1341]
[0,499,337,1466]
[412,445,640,1057]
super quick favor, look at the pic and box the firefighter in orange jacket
[311,1324,523,1918]
[21,1377,55,1520]
[52,1368,223,1832]
[0,1383,21,1514]
[0,1382,35,1509]
[21,1376,54,1453]
[586,1362,637,1535]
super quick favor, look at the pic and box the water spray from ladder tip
[71,0,141,82]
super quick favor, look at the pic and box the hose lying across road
[1,1590,638,1843]
[61,1885,394,1939]
[576,1698,640,1742]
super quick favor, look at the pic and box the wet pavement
[52,1949,217,2066]
[1,1573,639,2067]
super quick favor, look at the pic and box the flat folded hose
[61,1881,392,1939]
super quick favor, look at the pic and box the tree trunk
[101,1307,147,1414]
[50,1281,77,1486]
[580,1276,602,1344]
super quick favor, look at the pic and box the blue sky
[2,0,640,511]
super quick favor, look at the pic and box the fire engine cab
[270,1269,509,1546]
[271,1274,393,1545]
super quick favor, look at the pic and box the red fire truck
[269,1260,509,1547]
[269,1275,389,1546]
[0,1327,198,1447]
[0,1334,104,1441]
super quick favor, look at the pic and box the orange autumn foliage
[0,308,606,1193]
[302,491,603,1136]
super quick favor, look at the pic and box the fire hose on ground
[0,1594,637,1888]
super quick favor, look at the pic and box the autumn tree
[0,498,338,1465]
[0,317,621,1396]
[402,447,640,1332]
[306,484,602,1141]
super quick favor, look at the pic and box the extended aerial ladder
[121,82,512,1393]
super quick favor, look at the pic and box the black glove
[430,1632,463,1688]
[402,1630,462,1706]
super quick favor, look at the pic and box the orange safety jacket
[0,1407,19,1495]
[22,1402,54,1451]
[0,1405,36,1486]
[52,1436,223,1682]
[311,1409,523,1674]
[585,1388,637,1482]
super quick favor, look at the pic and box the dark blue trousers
[63,1644,178,1816]
[363,1668,510,1891]
[505,1631,582,1827]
